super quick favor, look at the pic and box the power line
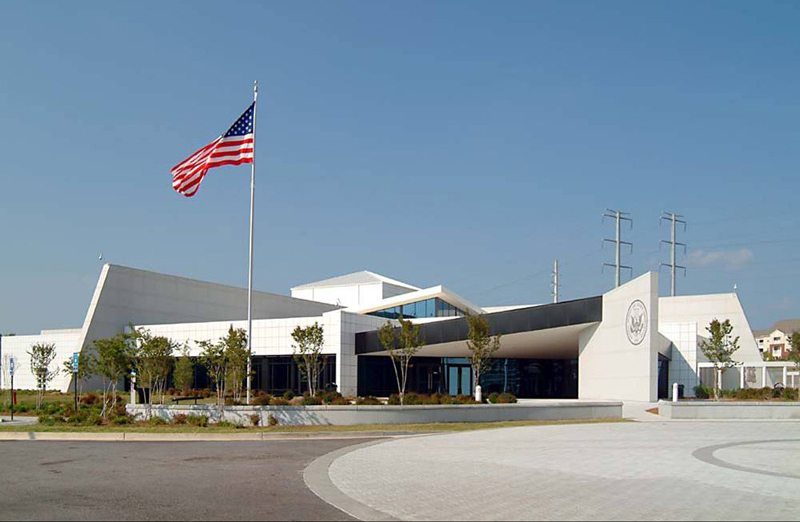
[660,212,687,297]
[602,209,633,288]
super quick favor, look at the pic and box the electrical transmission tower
[603,209,633,288]
[660,212,687,296]
[551,259,560,303]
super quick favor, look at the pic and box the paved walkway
[320,421,800,520]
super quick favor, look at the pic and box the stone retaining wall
[127,400,622,426]
[658,400,800,419]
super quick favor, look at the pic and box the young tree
[93,333,134,417]
[788,331,800,401]
[699,319,740,401]
[173,344,195,396]
[292,323,325,396]
[199,338,227,414]
[465,314,502,398]
[131,328,177,416]
[28,342,58,409]
[61,352,93,397]
[378,317,423,406]
[221,327,249,404]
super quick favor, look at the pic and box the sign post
[72,352,79,413]
[8,357,14,422]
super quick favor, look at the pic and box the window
[368,297,464,320]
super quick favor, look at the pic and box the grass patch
[0,418,629,434]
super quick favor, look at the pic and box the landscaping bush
[110,414,132,425]
[216,420,240,428]
[249,413,261,426]
[328,396,351,405]
[302,395,323,406]
[268,414,279,427]
[282,390,295,401]
[254,392,272,406]
[80,392,100,406]
[387,394,401,405]
[693,385,712,399]
[172,413,189,425]
[321,391,343,404]
[187,414,209,427]
[782,388,798,401]
[269,397,290,406]
[454,394,479,404]
[148,417,168,426]
[489,392,517,404]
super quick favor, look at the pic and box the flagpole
[246,80,258,405]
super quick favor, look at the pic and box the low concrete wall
[127,400,622,426]
[659,400,800,420]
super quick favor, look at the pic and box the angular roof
[291,270,420,291]
[754,319,800,338]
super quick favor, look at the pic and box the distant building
[753,320,800,360]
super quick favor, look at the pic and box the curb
[304,439,402,521]
[0,430,429,442]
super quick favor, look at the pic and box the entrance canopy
[356,296,602,360]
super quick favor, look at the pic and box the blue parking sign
[9,357,14,376]
[72,353,79,373]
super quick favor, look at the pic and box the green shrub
[249,413,261,426]
[268,414,279,426]
[215,420,240,428]
[328,396,350,405]
[282,390,295,401]
[387,394,401,405]
[321,391,343,404]
[269,397,290,406]
[781,388,798,401]
[172,413,189,425]
[693,385,712,399]
[148,417,168,426]
[302,396,323,406]
[187,414,209,427]
[110,414,132,425]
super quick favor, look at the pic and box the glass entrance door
[448,365,472,396]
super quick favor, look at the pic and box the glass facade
[369,298,465,320]
[358,356,578,399]
[187,356,337,396]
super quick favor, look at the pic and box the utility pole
[660,212,687,296]
[603,209,633,288]
[551,259,560,303]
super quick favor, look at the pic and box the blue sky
[1,1,798,334]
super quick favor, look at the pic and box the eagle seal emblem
[625,300,648,345]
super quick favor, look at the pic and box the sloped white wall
[660,293,763,390]
[579,272,661,402]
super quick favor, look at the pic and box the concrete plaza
[324,421,800,520]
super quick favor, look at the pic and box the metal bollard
[672,382,679,402]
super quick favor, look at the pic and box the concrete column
[762,366,768,387]
[740,366,745,389]
[783,366,788,387]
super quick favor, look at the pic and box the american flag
[171,102,255,197]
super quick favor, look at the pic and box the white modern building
[0,264,788,401]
